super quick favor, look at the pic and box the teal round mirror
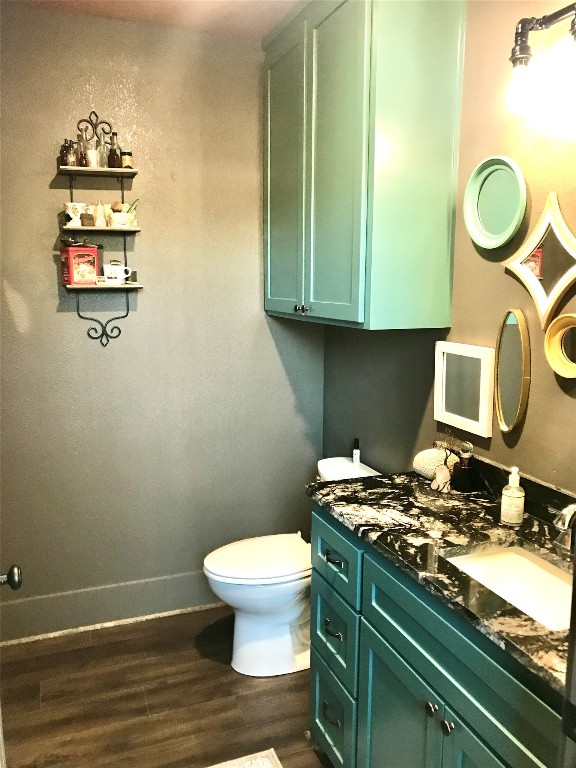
[463,157,526,249]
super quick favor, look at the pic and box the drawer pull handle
[322,701,341,729]
[440,719,455,736]
[325,549,343,568]
[424,702,438,718]
[324,618,343,641]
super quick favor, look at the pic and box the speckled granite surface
[306,471,573,698]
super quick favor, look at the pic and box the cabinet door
[441,709,506,768]
[357,621,443,768]
[305,0,370,322]
[264,22,306,313]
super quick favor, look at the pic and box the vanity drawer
[310,647,357,768]
[361,551,561,768]
[311,571,360,695]
[311,507,363,609]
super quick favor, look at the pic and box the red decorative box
[60,245,99,286]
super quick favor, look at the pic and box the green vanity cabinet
[358,622,507,768]
[264,0,465,329]
[310,507,562,768]
[310,506,365,768]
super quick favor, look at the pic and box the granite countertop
[306,471,571,698]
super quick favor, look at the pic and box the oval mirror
[495,309,531,432]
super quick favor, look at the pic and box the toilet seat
[203,533,311,585]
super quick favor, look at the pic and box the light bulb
[506,64,532,116]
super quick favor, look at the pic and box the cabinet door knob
[424,702,438,718]
[440,719,455,736]
[293,304,302,313]
[301,305,309,313]
[324,549,343,568]
[324,618,343,641]
[322,701,341,729]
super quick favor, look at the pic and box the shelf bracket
[75,290,130,346]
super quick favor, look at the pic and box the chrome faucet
[553,504,576,558]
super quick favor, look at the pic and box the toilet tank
[317,456,380,481]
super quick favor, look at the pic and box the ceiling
[21,0,302,40]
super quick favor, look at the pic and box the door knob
[424,702,438,718]
[0,565,22,590]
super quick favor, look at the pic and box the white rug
[207,748,283,768]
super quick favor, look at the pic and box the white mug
[64,202,86,226]
[104,261,132,285]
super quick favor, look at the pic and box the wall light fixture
[507,3,576,125]
[510,3,576,69]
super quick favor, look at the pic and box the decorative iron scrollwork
[75,291,130,347]
[76,111,112,145]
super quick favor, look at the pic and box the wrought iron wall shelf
[58,156,141,346]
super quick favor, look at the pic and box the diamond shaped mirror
[504,192,576,329]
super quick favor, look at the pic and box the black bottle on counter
[451,450,476,493]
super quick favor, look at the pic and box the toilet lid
[203,533,311,584]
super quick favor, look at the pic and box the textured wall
[0,3,324,640]
[325,0,576,494]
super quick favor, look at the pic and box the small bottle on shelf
[77,129,88,167]
[85,132,99,168]
[96,133,108,168]
[107,132,121,168]
[58,139,69,168]
[121,149,133,169]
[66,139,76,167]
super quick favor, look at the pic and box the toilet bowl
[203,533,311,677]
[203,457,379,677]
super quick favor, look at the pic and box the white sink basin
[448,546,572,631]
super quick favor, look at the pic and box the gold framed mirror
[494,309,531,432]
[544,313,576,378]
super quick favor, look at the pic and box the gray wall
[324,0,576,494]
[0,3,324,640]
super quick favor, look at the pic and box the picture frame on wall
[434,341,495,438]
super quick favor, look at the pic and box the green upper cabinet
[263,0,465,329]
[264,21,306,315]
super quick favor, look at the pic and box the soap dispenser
[500,466,525,526]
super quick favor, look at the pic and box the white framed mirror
[494,309,531,432]
[504,192,576,329]
[434,341,495,438]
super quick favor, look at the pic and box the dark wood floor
[0,606,331,768]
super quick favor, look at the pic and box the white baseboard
[0,570,217,642]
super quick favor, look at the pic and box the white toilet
[203,456,380,677]
[203,532,311,677]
